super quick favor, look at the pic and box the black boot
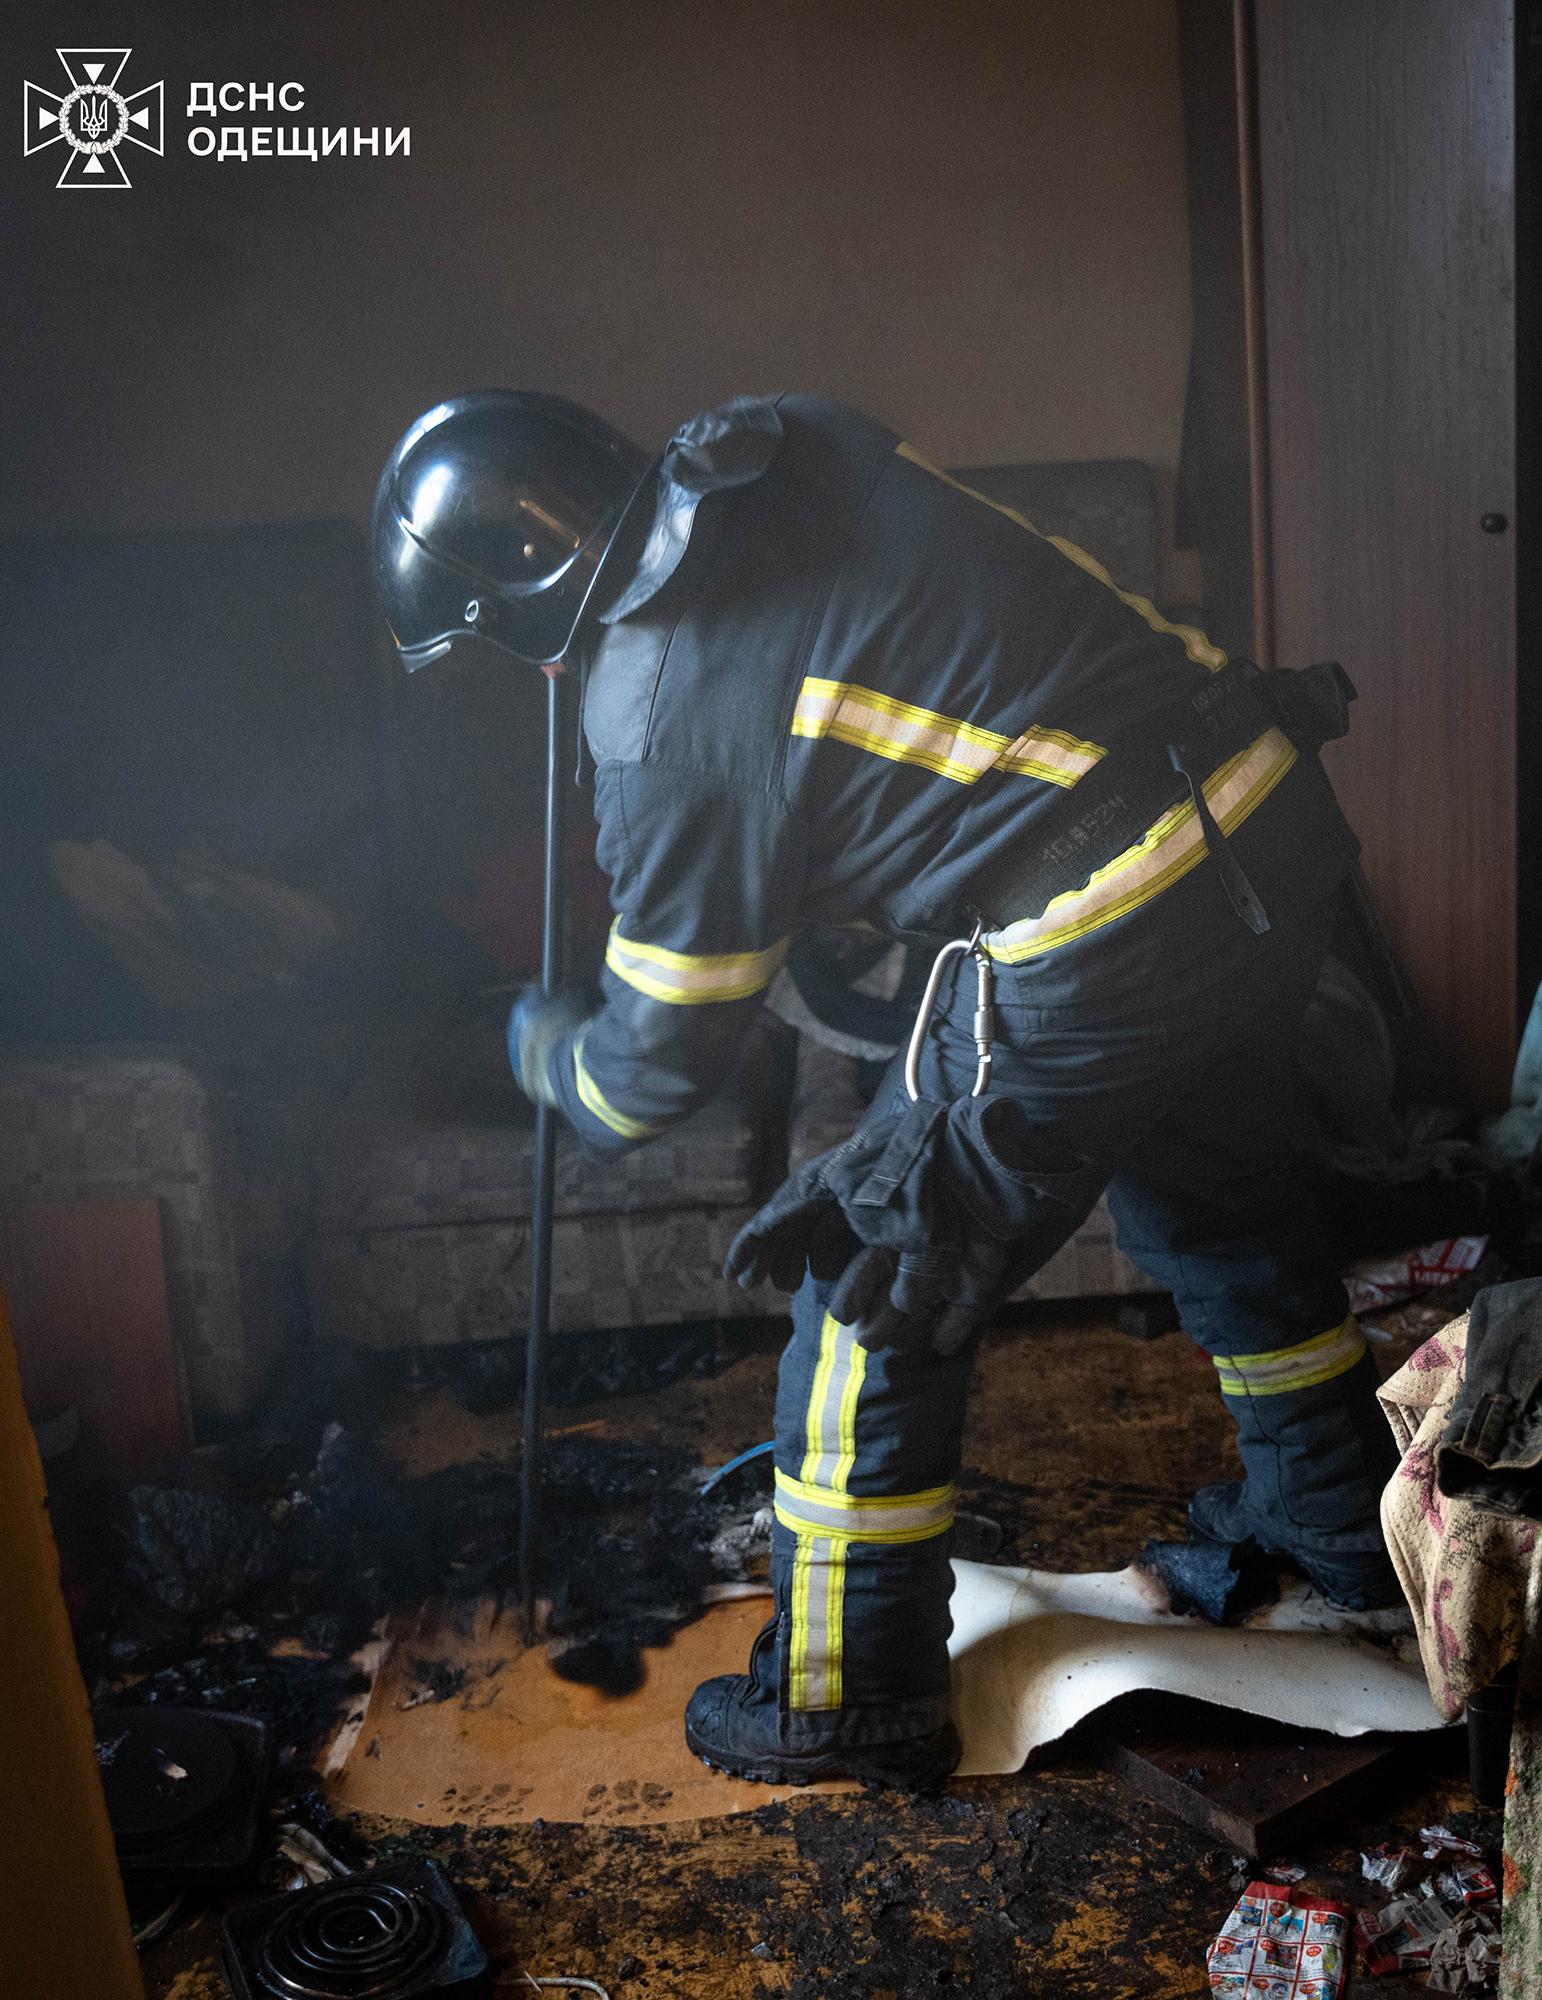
[683,1618,961,1790]
[1190,1347,1405,1610]
[1188,1479,1404,1610]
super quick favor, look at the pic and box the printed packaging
[1208,1881,1350,1998]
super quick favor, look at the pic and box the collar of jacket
[599,396,784,623]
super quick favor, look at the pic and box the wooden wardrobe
[1180,0,1535,1108]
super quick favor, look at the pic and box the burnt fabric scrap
[1438,1277,1542,1517]
[121,1486,281,1628]
[1136,1535,1279,1625]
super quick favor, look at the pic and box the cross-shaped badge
[23,48,164,189]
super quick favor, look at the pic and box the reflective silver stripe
[982,728,1297,963]
[789,1537,844,1710]
[792,677,1004,783]
[791,677,1104,790]
[775,1468,956,1545]
[800,1313,867,1489]
[605,926,790,1005]
[998,725,1107,785]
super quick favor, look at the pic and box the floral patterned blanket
[1377,1316,1541,1998]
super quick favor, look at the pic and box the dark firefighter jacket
[543,394,1359,1150]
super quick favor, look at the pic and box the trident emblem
[23,48,164,189]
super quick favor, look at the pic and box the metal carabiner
[904,917,995,1102]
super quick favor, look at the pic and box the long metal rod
[520,666,567,1642]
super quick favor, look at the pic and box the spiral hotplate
[221,1858,489,2000]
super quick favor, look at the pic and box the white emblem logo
[23,48,163,188]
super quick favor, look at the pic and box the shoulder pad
[600,396,783,623]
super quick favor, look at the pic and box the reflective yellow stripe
[572,1037,657,1141]
[774,1467,956,1544]
[800,1313,866,1489]
[824,1548,845,1709]
[792,676,1103,789]
[832,1337,866,1492]
[605,925,790,1005]
[896,441,1227,671]
[1213,1317,1367,1398]
[1045,533,1227,671]
[792,676,1004,783]
[984,727,1297,963]
[1218,1319,1364,1372]
[789,1541,816,1708]
[802,1312,842,1484]
[789,1314,868,1711]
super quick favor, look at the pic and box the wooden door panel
[1253,0,1517,1104]
[0,1198,186,1475]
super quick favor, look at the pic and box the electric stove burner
[222,1859,489,2000]
[259,1880,445,1997]
[93,1705,270,1881]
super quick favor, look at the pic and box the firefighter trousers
[767,897,1398,1740]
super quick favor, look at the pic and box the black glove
[728,1091,1103,1357]
[828,1240,1007,1357]
[723,1099,950,1300]
[722,1146,862,1295]
[819,1094,1078,1355]
[506,986,588,1105]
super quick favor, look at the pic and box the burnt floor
[141,1308,1454,1999]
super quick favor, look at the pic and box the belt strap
[959,666,1273,936]
[1168,739,1269,935]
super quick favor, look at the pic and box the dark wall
[5,0,1195,588]
[5,0,1202,1019]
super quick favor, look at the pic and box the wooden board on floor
[328,1593,854,1828]
[0,1198,185,1473]
[1096,1689,1452,1856]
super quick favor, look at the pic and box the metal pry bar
[520,665,569,1645]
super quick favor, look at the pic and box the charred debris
[79,1325,767,1777]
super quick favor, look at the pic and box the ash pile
[74,1327,770,1778]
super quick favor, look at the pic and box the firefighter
[374,388,1402,1791]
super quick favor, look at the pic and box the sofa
[0,1047,288,1428]
[309,1017,793,1348]
[2,459,1164,1408]
[0,519,390,1435]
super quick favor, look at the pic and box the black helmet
[372,390,650,669]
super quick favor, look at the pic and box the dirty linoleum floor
[142,1309,1453,1999]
